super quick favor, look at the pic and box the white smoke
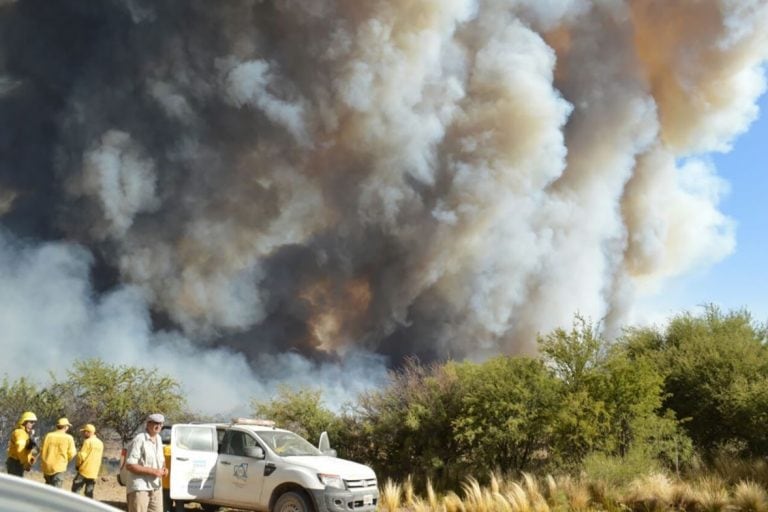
[78,130,160,238]
[0,229,386,413]
[0,0,767,410]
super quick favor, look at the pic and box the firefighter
[40,417,77,487]
[72,423,104,499]
[5,411,38,477]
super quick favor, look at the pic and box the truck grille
[344,478,377,489]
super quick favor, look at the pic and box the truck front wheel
[274,491,311,512]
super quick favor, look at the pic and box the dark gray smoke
[1,0,766,412]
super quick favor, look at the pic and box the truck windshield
[255,431,322,456]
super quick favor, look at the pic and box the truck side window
[175,426,215,452]
[227,432,247,456]
[218,431,230,454]
[222,431,263,456]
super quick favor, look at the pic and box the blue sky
[639,90,768,324]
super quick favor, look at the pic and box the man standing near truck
[124,413,168,512]
[72,423,104,499]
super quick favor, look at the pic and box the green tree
[251,386,338,444]
[625,306,768,457]
[540,316,689,469]
[452,356,560,474]
[539,315,605,390]
[539,317,611,465]
[0,376,64,445]
[58,359,186,444]
[354,359,463,489]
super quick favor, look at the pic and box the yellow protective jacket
[40,430,76,475]
[6,427,35,467]
[75,435,104,479]
[162,443,171,490]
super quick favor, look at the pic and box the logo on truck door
[233,463,249,481]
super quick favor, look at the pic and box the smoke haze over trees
[1,0,767,412]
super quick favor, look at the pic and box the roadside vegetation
[2,306,768,511]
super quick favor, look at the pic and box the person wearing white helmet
[40,417,76,487]
[5,411,38,477]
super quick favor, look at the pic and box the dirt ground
[27,470,130,510]
[10,437,247,511]
[25,470,228,511]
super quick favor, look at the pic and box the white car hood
[282,456,375,479]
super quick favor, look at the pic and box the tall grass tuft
[444,491,466,512]
[542,474,561,509]
[557,475,590,511]
[381,478,402,512]
[668,480,701,512]
[694,476,730,512]
[509,481,533,512]
[404,475,415,509]
[625,473,674,512]
[490,471,502,494]
[426,478,439,511]
[733,481,768,512]
[586,479,620,512]
[492,490,514,512]
[409,495,431,512]
[522,473,550,512]
[461,476,493,512]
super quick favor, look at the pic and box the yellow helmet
[18,411,37,425]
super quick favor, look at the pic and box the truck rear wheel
[274,491,311,512]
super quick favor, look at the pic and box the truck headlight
[318,473,345,490]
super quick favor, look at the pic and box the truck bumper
[310,487,379,512]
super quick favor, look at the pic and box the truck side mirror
[318,431,337,457]
[245,446,265,459]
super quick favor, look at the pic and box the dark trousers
[162,488,185,512]
[72,472,96,498]
[44,472,65,487]
[5,457,24,477]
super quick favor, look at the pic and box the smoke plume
[1,0,766,413]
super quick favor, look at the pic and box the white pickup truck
[169,419,379,512]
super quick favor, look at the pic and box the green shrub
[582,448,664,487]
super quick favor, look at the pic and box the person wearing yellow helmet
[5,411,38,477]
[40,417,77,487]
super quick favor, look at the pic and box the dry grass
[381,478,402,512]
[427,478,440,511]
[668,480,701,512]
[694,476,731,512]
[374,470,768,512]
[586,479,621,512]
[461,476,492,512]
[444,491,466,512]
[624,473,675,512]
[557,475,591,511]
[733,481,768,512]
[404,475,416,509]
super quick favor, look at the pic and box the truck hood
[281,456,375,479]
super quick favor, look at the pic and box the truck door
[214,429,268,508]
[170,424,218,501]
